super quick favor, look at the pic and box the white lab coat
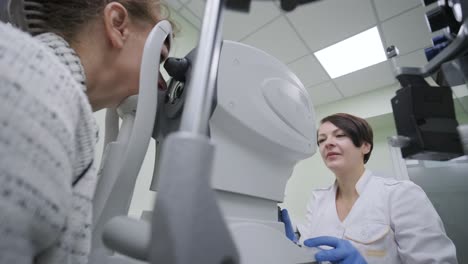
[297,170,458,264]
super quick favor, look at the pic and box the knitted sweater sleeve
[0,23,84,263]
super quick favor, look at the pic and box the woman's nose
[323,138,336,148]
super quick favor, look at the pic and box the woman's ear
[103,2,130,49]
[361,142,371,155]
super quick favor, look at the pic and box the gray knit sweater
[0,23,98,264]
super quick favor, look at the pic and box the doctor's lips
[326,152,340,158]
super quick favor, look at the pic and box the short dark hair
[319,113,374,164]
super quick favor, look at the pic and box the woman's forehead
[318,122,343,135]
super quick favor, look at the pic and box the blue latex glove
[304,236,367,264]
[279,209,298,243]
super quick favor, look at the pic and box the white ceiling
[165,0,434,106]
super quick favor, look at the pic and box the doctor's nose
[323,138,336,149]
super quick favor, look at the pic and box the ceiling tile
[286,0,377,52]
[306,81,343,106]
[394,48,428,68]
[334,61,396,97]
[381,6,432,55]
[223,1,280,41]
[179,7,201,29]
[185,0,205,19]
[288,55,330,87]
[373,0,421,22]
[242,16,309,64]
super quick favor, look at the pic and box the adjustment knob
[425,6,451,32]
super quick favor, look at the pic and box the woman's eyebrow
[332,129,344,134]
[318,128,341,137]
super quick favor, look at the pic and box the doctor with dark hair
[281,113,457,263]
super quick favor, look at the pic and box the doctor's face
[317,122,370,172]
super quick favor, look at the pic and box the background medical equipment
[388,2,468,261]
[389,0,468,160]
[1,0,321,263]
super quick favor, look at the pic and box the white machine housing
[209,41,318,263]
[93,35,320,264]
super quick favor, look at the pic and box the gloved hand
[279,209,298,243]
[304,236,367,264]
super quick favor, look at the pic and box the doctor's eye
[317,138,326,145]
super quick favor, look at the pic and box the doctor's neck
[334,166,365,200]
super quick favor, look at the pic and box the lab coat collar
[355,169,372,195]
[333,169,372,196]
